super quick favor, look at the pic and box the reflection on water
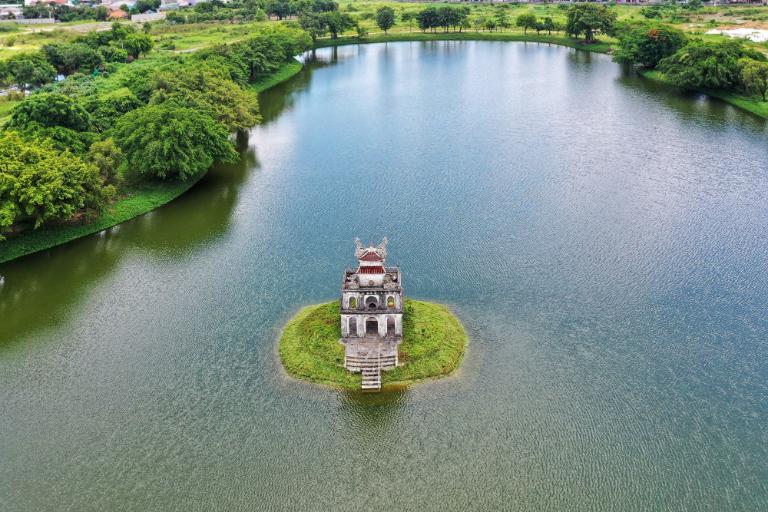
[1,42,767,511]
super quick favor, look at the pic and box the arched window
[387,296,395,309]
[387,316,395,335]
[348,297,357,309]
[349,317,357,336]
[366,296,378,310]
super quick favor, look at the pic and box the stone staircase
[345,350,397,391]
[361,366,381,391]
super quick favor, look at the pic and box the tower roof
[360,251,383,262]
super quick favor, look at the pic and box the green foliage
[88,138,123,185]
[8,92,92,132]
[0,132,106,236]
[112,102,238,180]
[124,33,154,59]
[3,52,56,90]
[43,42,104,75]
[375,6,396,35]
[516,12,538,35]
[83,87,142,133]
[323,11,355,39]
[149,62,261,132]
[565,3,617,44]
[417,6,470,33]
[614,23,686,69]
[659,40,764,91]
[740,58,768,101]
[299,11,329,42]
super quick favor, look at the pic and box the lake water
[1,42,767,511]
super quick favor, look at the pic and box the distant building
[131,10,165,22]
[340,238,404,391]
[108,8,127,19]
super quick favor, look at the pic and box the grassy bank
[315,31,615,54]
[0,59,303,265]
[640,69,768,119]
[253,59,303,92]
[0,175,203,265]
[278,299,468,391]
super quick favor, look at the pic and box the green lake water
[1,42,767,511]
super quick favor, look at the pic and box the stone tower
[340,238,404,389]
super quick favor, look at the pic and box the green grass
[278,299,468,391]
[252,59,303,92]
[641,69,768,119]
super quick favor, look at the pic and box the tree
[613,24,686,68]
[5,52,56,90]
[8,93,91,132]
[135,0,160,13]
[565,4,616,44]
[495,10,510,32]
[658,40,764,91]
[516,13,537,35]
[322,11,354,39]
[299,12,327,42]
[124,33,153,59]
[149,62,261,132]
[88,138,123,184]
[543,17,555,36]
[401,11,415,33]
[112,102,238,180]
[375,7,395,35]
[417,7,438,33]
[0,132,106,236]
[740,58,768,101]
[42,42,104,75]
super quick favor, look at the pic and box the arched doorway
[387,316,395,335]
[365,318,378,335]
[348,317,357,336]
[366,296,379,310]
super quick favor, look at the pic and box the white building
[339,238,404,390]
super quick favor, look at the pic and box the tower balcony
[342,266,402,291]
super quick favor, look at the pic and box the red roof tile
[360,251,383,262]
[358,266,385,274]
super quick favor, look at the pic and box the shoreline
[0,59,304,266]
[3,35,765,265]
[278,300,468,392]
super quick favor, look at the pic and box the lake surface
[2,42,768,511]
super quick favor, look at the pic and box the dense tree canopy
[112,102,238,181]
[614,24,686,69]
[740,58,768,101]
[659,40,764,90]
[0,132,106,235]
[8,93,92,132]
[150,62,261,132]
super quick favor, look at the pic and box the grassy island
[279,299,467,391]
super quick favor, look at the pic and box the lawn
[279,299,468,391]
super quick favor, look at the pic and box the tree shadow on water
[0,134,260,348]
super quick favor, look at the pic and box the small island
[279,239,467,391]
